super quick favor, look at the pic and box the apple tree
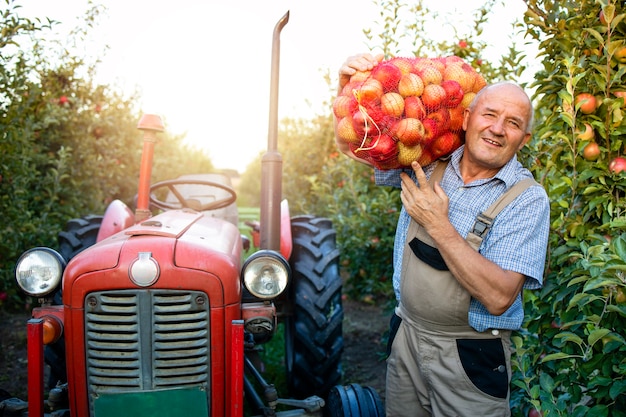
[0,1,214,311]
[509,0,626,415]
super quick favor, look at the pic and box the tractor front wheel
[286,215,344,400]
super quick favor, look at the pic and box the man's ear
[518,132,532,150]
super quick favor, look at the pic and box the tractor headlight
[15,248,65,297]
[242,250,290,299]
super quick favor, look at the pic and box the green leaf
[541,352,576,362]
[588,329,611,347]
[614,235,626,263]
[539,372,555,393]
[609,380,626,400]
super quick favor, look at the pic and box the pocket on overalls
[456,338,509,399]
[386,311,403,358]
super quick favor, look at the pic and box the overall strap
[466,177,538,250]
[428,159,449,185]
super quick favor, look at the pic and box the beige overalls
[385,161,535,417]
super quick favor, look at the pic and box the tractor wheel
[325,384,385,417]
[285,215,344,400]
[47,215,103,389]
[58,215,103,261]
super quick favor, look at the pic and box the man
[335,53,550,416]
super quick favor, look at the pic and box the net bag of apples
[334,56,486,169]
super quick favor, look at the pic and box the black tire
[285,215,344,400]
[57,215,103,262]
[47,215,103,388]
[325,384,385,417]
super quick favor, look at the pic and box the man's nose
[489,117,506,135]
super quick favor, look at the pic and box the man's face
[462,84,532,171]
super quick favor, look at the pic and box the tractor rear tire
[286,215,344,400]
[47,215,103,389]
[58,215,103,261]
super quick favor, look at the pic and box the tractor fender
[280,199,293,260]
[96,199,135,242]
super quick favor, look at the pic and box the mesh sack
[334,56,486,169]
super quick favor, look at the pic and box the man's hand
[400,161,451,238]
[338,53,384,91]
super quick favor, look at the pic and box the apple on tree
[582,142,600,161]
[609,156,626,174]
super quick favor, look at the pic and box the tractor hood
[63,209,243,307]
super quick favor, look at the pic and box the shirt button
[496,365,506,373]
[491,329,500,336]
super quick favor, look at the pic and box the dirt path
[0,299,390,404]
[341,298,390,401]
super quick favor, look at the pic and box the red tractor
[6,11,384,417]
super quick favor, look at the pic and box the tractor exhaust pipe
[260,11,289,251]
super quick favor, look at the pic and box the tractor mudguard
[96,199,135,242]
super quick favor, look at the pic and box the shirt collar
[448,145,520,188]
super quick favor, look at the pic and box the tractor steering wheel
[149,179,237,212]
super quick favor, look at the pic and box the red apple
[575,93,597,115]
[422,84,447,110]
[391,118,425,146]
[341,80,361,97]
[336,116,361,144]
[443,62,475,93]
[441,80,464,107]
[472,72,487,93]
[421,118,440,147]
[371,63,402,92]
[582,142,600,161]
[418,66,443,86]
[398,73,425,97]
[355,79,384,105]
[448,106,465,131]
[333,95,357,118]
[609,156,626,174]
[349,70,371,83]
[351,107,383,137]
[425,108,451,132]
[380,92,405,117]
[418,150,435,167]
[431,131,462,158]
[443,55,464,66]
[368,134,399,163]
[388,57,413,75]
[404,96,426,119]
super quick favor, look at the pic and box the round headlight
[15,248,65,297]
[243,251,290,299]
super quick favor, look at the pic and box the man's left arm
[400,162,549,316]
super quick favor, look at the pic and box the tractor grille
[84,290,211,394]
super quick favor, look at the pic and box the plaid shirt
[375,146,550,331]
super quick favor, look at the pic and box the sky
[18,0,532,172]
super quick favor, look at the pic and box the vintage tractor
[5,11,384,417]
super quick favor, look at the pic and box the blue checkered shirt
[375,146,550,331]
